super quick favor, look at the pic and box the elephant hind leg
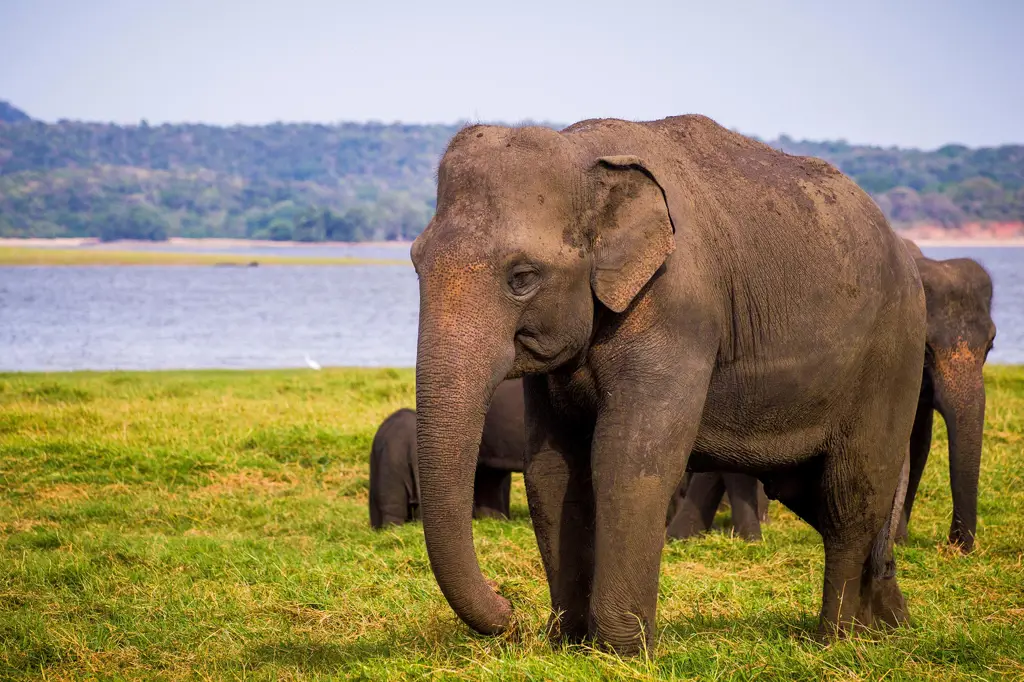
[369,470,414,529]
[473,466,512,519]
[756,482,770,523]
[816,450,909,636]
[369,453,415,530]
[723,474,762,541]
[666,472,725,541]
[766,458,904,633]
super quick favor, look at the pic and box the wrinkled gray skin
[675,238,996,552]
[896,238,996,552]
[411,115,926,655]
[368,379,526,529]
[665,472,769,541]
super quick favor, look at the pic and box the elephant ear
[588,155,677,313]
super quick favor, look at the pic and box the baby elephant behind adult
[665,471,769,542]
[369,379,526,529]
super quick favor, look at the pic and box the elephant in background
[368,379,526,529]
[898,238,996,552]
[665,237,996,553]
[410,114,925,654]
[666,472,769,541]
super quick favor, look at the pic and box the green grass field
[1,368,1022,680]
[0,247,408,267]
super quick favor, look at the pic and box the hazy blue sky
[1,0,1021,148]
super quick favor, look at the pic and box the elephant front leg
[897,392,933,543]
[527,448,593,644]
[523,377,594,646]
[588,376,708,655]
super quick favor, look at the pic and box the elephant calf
[368,379,526,529]
[666,472,769,541]
[668,237,996,553]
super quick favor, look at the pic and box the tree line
[1,101,1021,241]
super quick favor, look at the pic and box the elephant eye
[507,264,541,298]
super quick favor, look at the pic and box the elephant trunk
[414,308,515,635]
[935,358,986,552]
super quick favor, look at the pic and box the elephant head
[410,124,680,634]
[913,246,996,551]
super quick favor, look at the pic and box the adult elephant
[368,379,526,529]
[670,239,996,552]
[898,238,996,552]
[410,115,926,655]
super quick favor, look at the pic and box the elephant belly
[479,450,525,473]
[692,355,858,470]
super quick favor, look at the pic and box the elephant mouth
[515,329,580,370]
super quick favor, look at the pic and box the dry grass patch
[197,469,298,497]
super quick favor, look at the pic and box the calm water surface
[0,246,1020,371]
[1,265,418,371]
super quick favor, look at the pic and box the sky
[0,0,1021,149]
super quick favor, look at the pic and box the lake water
[0,245,1021,371]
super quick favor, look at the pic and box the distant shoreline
[0,237,414,249]
[913,239,1024,247]
[2,236,1023,250]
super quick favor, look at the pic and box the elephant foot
[666,506,713,541]
[947,526,975,554]
[817,576,908,641]
[869,576,908,628]
[894,528,908,545]
[730,519,762,542]
[666,525,707,542]
[588,609,654,657]
[472,506,510,520]
[854,575,908,631]
[814,614,875,642]
[545,612,588,649]
[813,618,851,642]
[894,513,909,545]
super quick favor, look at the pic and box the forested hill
[0,101,31,124]
[773,136,1024,231]
[1,101,1021,241]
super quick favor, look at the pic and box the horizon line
[3,101,1021,152]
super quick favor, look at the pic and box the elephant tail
[871,452,911,580]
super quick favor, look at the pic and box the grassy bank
[1,368,1022,680]
[0,247,409,267]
